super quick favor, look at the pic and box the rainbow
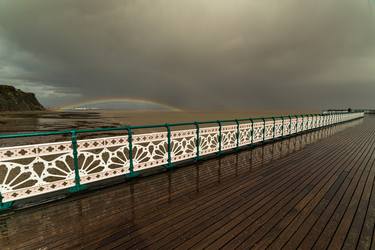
[56,97,181,111]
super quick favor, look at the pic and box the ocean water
[0,109,311,133]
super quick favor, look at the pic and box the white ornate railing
[0,112,364,207]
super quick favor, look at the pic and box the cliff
[0,85,45,112]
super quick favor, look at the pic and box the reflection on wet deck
[1,118,372,249]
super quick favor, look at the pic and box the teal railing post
[301,114,305,132]
[313,114,316,128]
[320,114,322,127]
[314,114,317,129]
[235,119,240,151]
[194,121,201,162]
[262,118,266,142]
[0,192,13,211]
[126,127,139,178]
[165,123,173,169]
[319,114,322,127]
[301,114,304,131]
[307,114,310,130]
[69,130,87,193]
[249,118,254,146]
[312,113,316,129]
[296,115,300,133]
[306,114,309,130]
[217,120,222,156]
[272,117,276,140]
[289,115,292,135]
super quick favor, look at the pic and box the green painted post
[217,120,222,156]
[69,130,87,193]
[307,114,311,130]
[235,119,240,150]
[126,127,139,178]
[250,118,254,145]
[272,117,276,140]
[314,114,317,128]
[0,193,13,211]
[262,118,266,141]
[319,114,322,127]
[301,114,305,132]
[295,115,299,133]
[319,114,323,128]
[165,124,173,169]
[307,114,310,130]
[289,115,292,135]
[194,121,201,162]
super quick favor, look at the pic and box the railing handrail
[0,111,363,140]
[0,111,365,210]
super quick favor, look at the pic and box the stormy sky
[0,0,374,110]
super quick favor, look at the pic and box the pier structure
[1,112,374,249]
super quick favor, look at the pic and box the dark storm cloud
[0,0,374,109]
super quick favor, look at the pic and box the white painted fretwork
[0,112,365,202]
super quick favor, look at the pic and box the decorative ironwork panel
[253,122,264,143]
[77,135,130,184]
[199,127,219,156]
[239,123,252,146]
[0,112,364,203]
[132,132,168,171]
[221,125,237,150]
[319,116,324,127]
[283,119,291,136]
[297,117,304,132]
[274,120,283,138]
[290,118,297,134]
[170,129,196,163]
[310,117,315,129]
[264,121,274,140]
[0,141,75,202]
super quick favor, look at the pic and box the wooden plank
[0,117,371,250]
[298,123,375,249]
[209,129,368,249]
[269,127,375,249]
[159,132,358,250]
[254,127,375,249]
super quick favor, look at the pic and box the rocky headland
[0,85,45,112]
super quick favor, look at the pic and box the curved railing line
[0,112,351,139]
[0,111,365,211]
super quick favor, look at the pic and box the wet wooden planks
[0,117,374,249]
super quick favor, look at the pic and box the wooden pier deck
[0,117,374,249]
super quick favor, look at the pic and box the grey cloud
[0,0,374,109]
